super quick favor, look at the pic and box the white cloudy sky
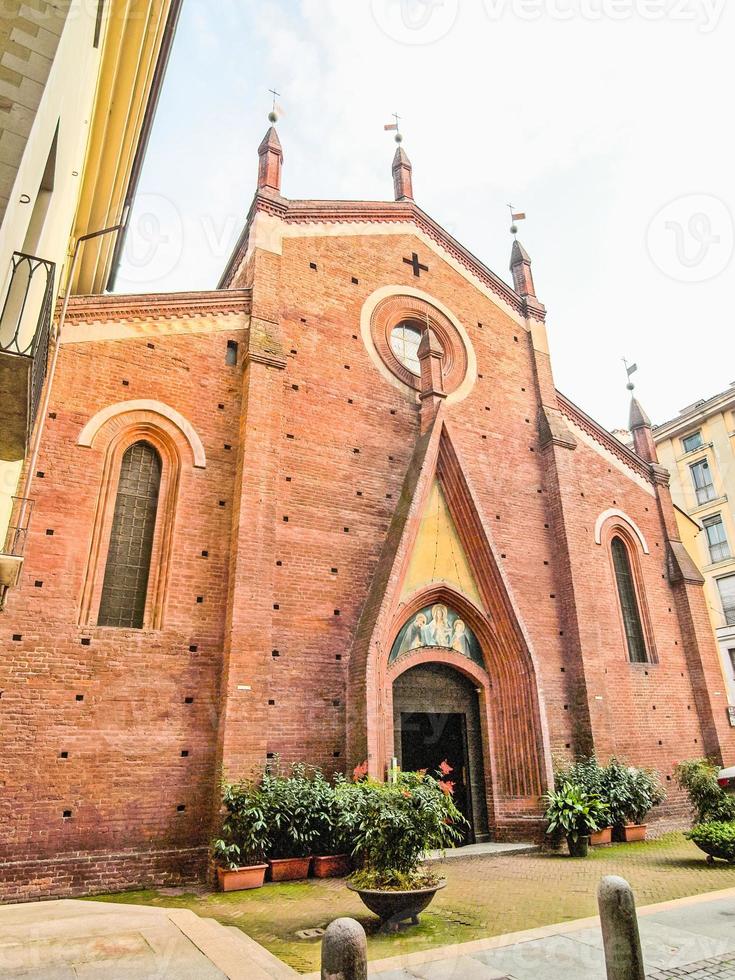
[115,0,735,431]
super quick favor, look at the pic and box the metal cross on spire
[268,88,280,123]
[508,204,526,238]
[384,112,403,143]
[623,358,638,392]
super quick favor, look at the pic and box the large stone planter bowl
[347,879,446,928]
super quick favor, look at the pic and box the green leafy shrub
[311,771,352,856]
[623,765,666,825]
[675,759,735,824]
[685,821,735,862]
[544,782,608,843]
[260,762,325,859]
[554,757,665,828]
[212,778,270,869]
[340,768,466,890]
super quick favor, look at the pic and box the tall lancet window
[98,441,161,628]
[611,536,648,664]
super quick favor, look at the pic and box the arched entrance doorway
[393,661,489,842]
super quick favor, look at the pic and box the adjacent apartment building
[0,0,181,606]
[655,383,735,703]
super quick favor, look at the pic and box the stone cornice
[218,192,532,319]
[557,391,654,485]
[59,289,252,324]
[653,385,735,441]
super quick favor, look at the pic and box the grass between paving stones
[88,833,735,974]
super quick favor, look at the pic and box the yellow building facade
[655,383,735,703]
[0,0,180,599]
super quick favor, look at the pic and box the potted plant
[675,759,735,824]
[685,821,735,864]
[312,772,352,878]
[544,781,608,857]
[342,764,465,929]
[212,779,269,891]
[617,765,665,841]
[555,757,612,845]
[262,762,321,881]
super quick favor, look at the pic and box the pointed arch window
[611,535,648,664]
[98,441,161,628]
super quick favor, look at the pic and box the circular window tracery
[370,295,468,394]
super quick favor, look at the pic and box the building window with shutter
[98,441,162,628]
[718,575,735,628]
[681,430,704,454]
[611,535,649,664]
[703,514,730,564]
[690,458,716,505]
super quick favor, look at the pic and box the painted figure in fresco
[400,612,428,653]
[451,618,471,656]
[428,603,451,646]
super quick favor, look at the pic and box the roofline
[106,0,185,292]
[217,191,544,321]
[653,383,735,440]
[58,288,252,323]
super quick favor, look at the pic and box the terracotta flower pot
[312,854,351,878]
[590,827,612,846]
[346,879,446,929]
[622,824,647,842]
[268,856,312,881]
[567,835,589,857]
[216,864,268,892]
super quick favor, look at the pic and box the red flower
[439,760,453,776]
[402,790,412,799]
[352,760,369,782]
[438,779,455,795]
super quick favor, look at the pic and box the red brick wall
[2,225,732,901]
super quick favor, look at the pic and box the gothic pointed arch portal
[347,411,552,838]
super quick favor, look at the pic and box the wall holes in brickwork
[564,704,568,710]
[501,553,506,559]
[514,336,519,342]
[266,752,275,759]
[48,411,56,419]
[36,471,44,478]
[273,603,280,610]
[181,750,189,757]
[331,567,338,574]
[560,631,564,636]
[291,384,299,391]
[62,810,72,819]
[560,667,566,672]
[347,398,353,404]
[80,638,91,646]
[189,645,198,652]
[34,581,42,588]
[386,493,393,499]
[300,317,307,323]
[286,433,295,440]
[334,609,340,616]
[75,694,84,701]
[290,348,297,355]
[283,516,289,522]
[272,650,280,657]
[343,527,350,533]
[218,500,226,508]
[332,699,340,707]
[344,364,350,370]
[12,634,21,641]
[352,448,360,454]
[335,654,342,661]
[285,477,292,483]
[268,699,275,706]
[147,342,155,349]
[309,262,317,270]
[276,560,282,566]
[477,322,483,329]
[201,550,208,558]
[223,444,231,451]
[333,751,341,757]
[352,277,359,284]
[184,696,194,704]
[218,403,224,410]
[46,529,54,535]
[59,751,68,758]
[226,340,238,365]
[544,561,549,566]
[482,435,487,440]
[658,740,663,745]
[122,380,129,387]
[177,804,186,812]
[196,596,204,604]
[544,523,549,528]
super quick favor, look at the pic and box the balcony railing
[0,251,55,460]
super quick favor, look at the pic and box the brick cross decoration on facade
[403,252,428,277]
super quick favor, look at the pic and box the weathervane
[623,358,638,392]
[268,88,280,123]
[508,204,526,238]
[384,112,403,143]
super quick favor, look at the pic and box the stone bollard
[321,917,367,980]
[597,875,645,980]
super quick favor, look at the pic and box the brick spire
[257,125,283,193]
[392,145,413,201]
[629,396,658,463]
[510,238,537,300]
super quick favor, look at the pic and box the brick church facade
[2,123,734,900]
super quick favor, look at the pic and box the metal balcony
[0,251,55,461]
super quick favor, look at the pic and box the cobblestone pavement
[94,833,735,974]
[648,954,735,979]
